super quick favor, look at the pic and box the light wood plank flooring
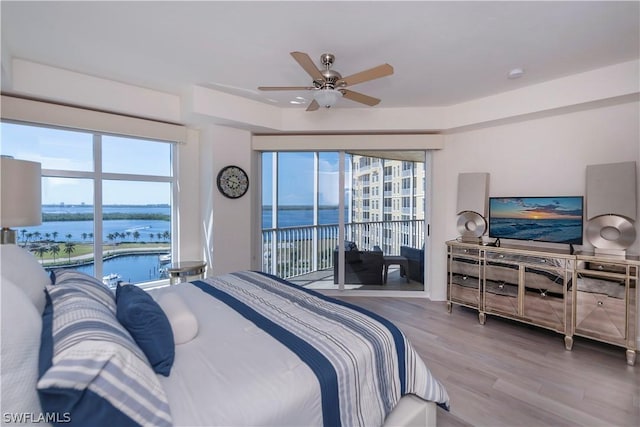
[334,296,639,427]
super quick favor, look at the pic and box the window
[0,121,175,287]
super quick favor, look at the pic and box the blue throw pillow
[116,284,175,376]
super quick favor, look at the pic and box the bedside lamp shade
[0,157,42,244]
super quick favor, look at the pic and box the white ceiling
[1,1,639,110]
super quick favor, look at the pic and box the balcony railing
[262,219,424,279]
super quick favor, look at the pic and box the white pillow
[156,292,199,345]
[0,244,50,314]
[0,279,44,417]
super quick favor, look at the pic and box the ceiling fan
[258,51,393,111]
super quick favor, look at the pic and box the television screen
[489,196,584,245]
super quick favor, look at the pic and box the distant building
[350,155,425,254]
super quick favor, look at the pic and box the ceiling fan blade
[338,64,394,87]
[258,86,314,91]
[290,51,325,81]
[341,89,381,106]
[306,99,320,111]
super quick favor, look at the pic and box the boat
[159,253,171,264]
[102,273,121,287]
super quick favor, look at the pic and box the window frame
[0,118,178,285]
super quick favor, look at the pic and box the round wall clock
[216,165,249,199]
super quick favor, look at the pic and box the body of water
[262,206,343,228]
[32,204,340,284]
[28,205,172,243]
[70,254,166,284]
[24,205,341,241]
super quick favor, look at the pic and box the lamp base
[1,228,17,245]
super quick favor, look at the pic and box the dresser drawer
[575,290,627,341]
[585,262,628,275]
[484,262,519,286]
[450,258,481,277]
[450,246,480,257]
[485,251,564,267]
[449,282,481,308]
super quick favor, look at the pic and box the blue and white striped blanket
[190,271,449,427]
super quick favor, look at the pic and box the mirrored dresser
[446,240,639,365]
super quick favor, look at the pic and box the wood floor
[335,296,639,427]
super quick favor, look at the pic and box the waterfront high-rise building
[350,155,425,255]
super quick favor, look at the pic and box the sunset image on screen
[488,197,583,244]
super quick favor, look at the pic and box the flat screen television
[488,196,584,245]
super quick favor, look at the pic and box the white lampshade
[1,157,42,244]
[313,89,343,108]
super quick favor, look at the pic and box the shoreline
[37,245,170,268]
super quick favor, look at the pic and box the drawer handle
[597,300,604,306]
[498,254,504,258]
[540,291,547,297]
[463,249,468,253]
[462,275,468,280]
[498,283,504,290]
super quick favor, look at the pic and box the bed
[0,244,449,426]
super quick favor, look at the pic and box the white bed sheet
[149,273,448,427]
[149,283,324,426]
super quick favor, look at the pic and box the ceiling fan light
[313,89,343,108]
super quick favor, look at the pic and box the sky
[1,122,171,205]
[490,197,583,220]
[262,152,348,206]
[2,122,351,207]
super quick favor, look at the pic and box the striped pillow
[38,282,172,426]
[50,269,116,314]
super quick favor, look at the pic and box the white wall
[430,98,640,298]
[176,128,203,262]
[198,124,254,276]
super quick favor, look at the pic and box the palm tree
[45,233,51,241]
[107,233,115,245]
[20,229,27,243]
[156,232,162,241]
[133,231,140,242]
[65,233,72,241]
[126,231,132,241]
[149,233,155,242]
[35,246,48,261]
[52,231,59,242]
[88,232,94,242]
[33,231,41,242]
[64,242,76,262]
[26,232,33,244]
[81,232,88,241]
[49,245,60,262]
[162,231,170,242]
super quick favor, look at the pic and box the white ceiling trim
[253,134,443,151]
[1,95,187,143]
[4,58,639,134]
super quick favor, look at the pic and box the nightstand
[167,261,207,285]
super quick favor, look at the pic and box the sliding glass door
[261,150,427,292]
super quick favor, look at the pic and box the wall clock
[216,165,249,199]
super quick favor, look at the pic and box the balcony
[261,219,424,284]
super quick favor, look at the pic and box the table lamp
[0,156,42,245]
